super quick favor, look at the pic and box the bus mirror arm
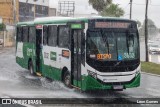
[82,33,85,46]
[40,44,43,49]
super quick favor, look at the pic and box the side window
[43,26,48,45]
[22,27,29,42]
[17,27,22,42]
[58,25,69,48]
[48,25,57,46]
[29,27,36,43]
[81,32,85,65]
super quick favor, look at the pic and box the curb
[141,72,160,77]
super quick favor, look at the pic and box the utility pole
[130,0,133,19]
[13,0,17,47]
[13,0,16,25]
[34,4,36,19]
[145,0,149,62]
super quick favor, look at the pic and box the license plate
[113,85,123,90]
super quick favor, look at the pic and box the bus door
[71,30,83,88]
[36,26,43,73]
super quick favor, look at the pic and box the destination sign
[71,24,82,29]
[36,25,42,29]
[95,22,130,28]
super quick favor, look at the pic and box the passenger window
[58,25,69,48]
[22,27,29,42]
[29,27,36,43]
[48,25,57,47]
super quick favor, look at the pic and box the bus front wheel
[63,72,71,88]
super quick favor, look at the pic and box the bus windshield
[86,30,139,61]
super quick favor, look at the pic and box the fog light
[87,70,97,79]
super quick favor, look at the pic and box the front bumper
[81,73,141,91]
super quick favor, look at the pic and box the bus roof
[34,17,88,24]
[34,16,136,24]
[17,16,137,26]
[17,21,34,26]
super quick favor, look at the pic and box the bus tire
[29,61,35,75]
[63,71,71,88]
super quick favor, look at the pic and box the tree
[89,0,124,17]
[137,20,141,27]
[139,19,158,38]
[101,4,124,17]
[89,0,112,12]
[0,23,6,31]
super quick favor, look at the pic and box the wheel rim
[30,63,33,74]
[64,74,70,86]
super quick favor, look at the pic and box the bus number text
[97,54,112,60]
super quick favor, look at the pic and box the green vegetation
[0,23,6,31]
[139,19,158,38]
[89,0,124,17]
[89,0,112,12]
[141,62,160,75]
[101,4,124,17]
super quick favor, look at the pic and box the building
[0,0,49,25]
[0,0,49,47]
[49,8,57,16]
[19,0,49,22]
[0,0,18,25]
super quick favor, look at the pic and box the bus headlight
[87,70,97,79]
[136,70,140,77]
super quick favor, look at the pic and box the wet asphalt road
[0,47,160,107]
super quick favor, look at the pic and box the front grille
[94,64,139,72]
[97,76,136,85]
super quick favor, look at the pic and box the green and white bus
[16,17,140,91]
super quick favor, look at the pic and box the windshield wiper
[126,31,129,54]
[101,31,109,54]
[114,32,119,61]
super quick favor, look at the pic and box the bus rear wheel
[29,61,35,75]
[63,72,71,88]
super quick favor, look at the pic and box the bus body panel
[80,73,140,91]
[16,42,36,71]
[41,45,71,80]
[16,17,141,91]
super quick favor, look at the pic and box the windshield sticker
[97,54,112,60]
[62,50,70,58]
[90,54,96,58]
[44,52,49,59]
[124,53,135,59]
[50,52,56,61]
[118,55,123,61]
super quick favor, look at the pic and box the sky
[113,0,160,28]
[49,0,97,14]
[49,0,160,28]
